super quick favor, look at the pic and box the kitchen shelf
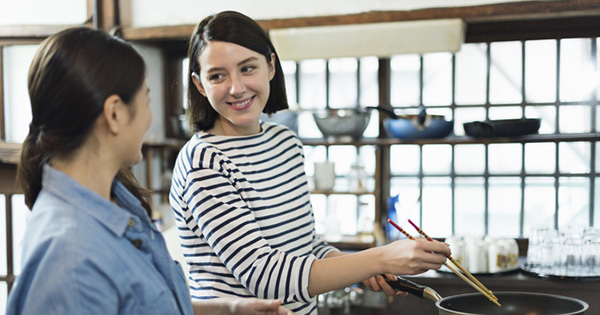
[310,189,374,196]
[300,132,600,146]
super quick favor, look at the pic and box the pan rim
[434,291,589,315]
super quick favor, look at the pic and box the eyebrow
[205,56,260,74]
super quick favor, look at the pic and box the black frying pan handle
[386,276,426,298]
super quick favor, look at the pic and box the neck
[210,118,261,136]
[51,149,119,201]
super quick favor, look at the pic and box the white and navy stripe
[169,122,337,315]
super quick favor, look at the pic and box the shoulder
[175,134,229,170]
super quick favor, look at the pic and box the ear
[268,53,276,81]
[102,94,126,134]
[191,72,207,97]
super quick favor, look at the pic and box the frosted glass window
[422,177,452,237]
[488,177,521,237]
[560,38,597,102]
[490,41,522,104]
[488,106,523,120]
[3,45,38,143]
[489,143,522,174]
[523,177,556,237]
[329,58,357,108]
[0,282,6,315]
[358,145,376,176]
[281,60,298,106]
[390,54,420,107]
[525,143,556,174]
[597,142,600,174]
[525,40,557,103]
[390,145,420,175]
[0,195,5,275]
[525,105,556,134]
[12,195,29,276]
[455,177,485,236]
[455,43,487,105]
[303,145,327,177]
[422,144,451,175]
[559,105,591,133]
[389,177,421,217]
[311,194,327,234]
[596,178,600,228]
[558,177,589,228]
[559,142,591,174]
[454,144,485,174]
[298,59,326,109]
[329,145,358,181]
[454,107,486,136]
[297,111,321,139]
[423,53,452,106]
[359,56,379,107]
[327,195,358,235]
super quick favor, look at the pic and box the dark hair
[186,10,289,131]
[18,27,152,214]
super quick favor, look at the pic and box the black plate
[464,118,541,138]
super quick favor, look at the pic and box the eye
[208,73,226,82]
[241,65,257,74]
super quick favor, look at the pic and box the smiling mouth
[228,96,254,109]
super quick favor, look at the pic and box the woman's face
[193,41,275,136]
[122,81,152,166]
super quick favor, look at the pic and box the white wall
[132,43,166,143]
[125,0,547,28]
[0,0,87,25]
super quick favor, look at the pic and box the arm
[308,238,450,296]
[192,298,293,315]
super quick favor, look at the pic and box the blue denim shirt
[6,165,193,315]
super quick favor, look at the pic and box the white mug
[314,161,335,190]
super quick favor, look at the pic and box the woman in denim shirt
[5,27,291,315]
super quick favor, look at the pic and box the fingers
[376,274,397,296]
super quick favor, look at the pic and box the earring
[192,72,200,81]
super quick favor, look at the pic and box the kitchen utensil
[463,118,541,138]
[313,161,336,190]
[312,108,370,139]
[381,106,454,139]
[387,277,589,315]
[405,219,499,305]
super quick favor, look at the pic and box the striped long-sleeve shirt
[169,122,338,315]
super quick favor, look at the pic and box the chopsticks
[387,218,501,307]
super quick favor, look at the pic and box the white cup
[465,237,487,273]
[314,161,335,190]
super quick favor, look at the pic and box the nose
[229,73,246,98]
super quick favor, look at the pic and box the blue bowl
[384,116,454,139]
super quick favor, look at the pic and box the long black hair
[18,26,152,214]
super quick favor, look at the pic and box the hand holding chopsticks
[388,218,501,307]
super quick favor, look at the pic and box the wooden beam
[0,25,76,39]
[120,0,600,42]
[0,163,21,194]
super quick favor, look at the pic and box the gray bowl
[312,108,370,139]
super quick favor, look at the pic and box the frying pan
[463,118,541,138]
[368,105,454,139]
[387,276,589,315]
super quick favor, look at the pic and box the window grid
[296,38,600,238]
[387,39,599,237]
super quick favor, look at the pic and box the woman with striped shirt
[170,10,451,315]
